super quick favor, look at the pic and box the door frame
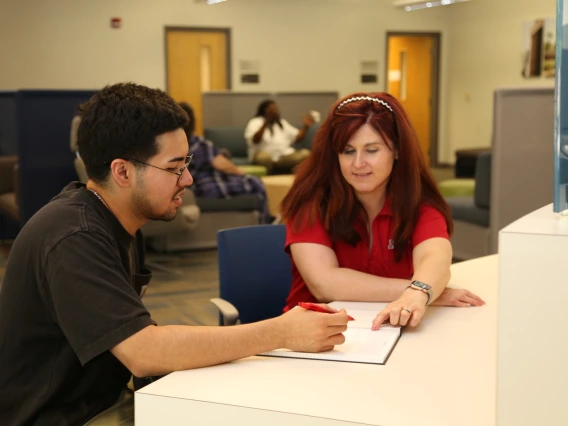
[164,26,232,92]
[385,32,441,167]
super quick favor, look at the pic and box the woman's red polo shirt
[284,202,449,311]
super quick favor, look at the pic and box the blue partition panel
[0,91,17,155]
[16,90,96,223]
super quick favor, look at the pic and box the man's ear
[110,159,134,188]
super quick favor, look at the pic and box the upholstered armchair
[0,155,19,224]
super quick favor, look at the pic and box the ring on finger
[402,307,412,314]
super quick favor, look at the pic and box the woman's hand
[372,289,428,330]
[430,288,485,307]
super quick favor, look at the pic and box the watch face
[412,281,431,291]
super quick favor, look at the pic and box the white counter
[136,255,498,426]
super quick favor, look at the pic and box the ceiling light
[194,0,227,5]
[394,0,471,11]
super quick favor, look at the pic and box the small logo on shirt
[388,239,394,250]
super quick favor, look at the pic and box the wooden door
[387,35,433,164]
[166,29,228,136]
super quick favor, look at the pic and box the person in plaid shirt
[179,103,271,223]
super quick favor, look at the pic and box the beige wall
[0,0,560,163]
[0,0,452,161]
[445,0,556,158]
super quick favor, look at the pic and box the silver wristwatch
[407,280,433,305]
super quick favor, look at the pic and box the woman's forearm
[307,267,410,303]
[411,255,451,303]
[410,239,452,304]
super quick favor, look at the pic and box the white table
[136,255,498,426]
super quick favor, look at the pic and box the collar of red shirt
[355,195,393,225]
[378,195,393,217]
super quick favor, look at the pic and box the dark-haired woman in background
[179,102,271,223]
[281,93,484,329]
[244,100,313,174]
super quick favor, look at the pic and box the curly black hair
[255,99,275,117]
[77,82,188,184]
[178,102,196,138]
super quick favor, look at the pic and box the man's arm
[111,307,348,377]
[211,154,244,175]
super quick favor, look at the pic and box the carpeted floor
[141,249,220,326]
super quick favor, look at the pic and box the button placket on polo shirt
[367,216,384,274]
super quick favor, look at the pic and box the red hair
[281,92,452,260]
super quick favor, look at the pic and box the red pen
[298,302,355,321]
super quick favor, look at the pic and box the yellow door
[166,30,228,136]
[387,36,433,164]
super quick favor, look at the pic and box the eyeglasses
[126,155,193,184]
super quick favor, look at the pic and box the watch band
[407,280,433,305]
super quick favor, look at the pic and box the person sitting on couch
[244,100,313,174]
[179,102,271,223]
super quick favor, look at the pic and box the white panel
[134,256,498,426]
[498,207,568,426]
[135,393,370,426]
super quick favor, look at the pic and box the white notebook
[259,302,401,365]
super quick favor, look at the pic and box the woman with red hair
[281,93,484,329]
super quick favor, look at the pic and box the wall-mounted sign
[239,60,260,84]
[361,75,378,83]
[522,18,556,79]
[241,74,260,84]
[360,60,379,84]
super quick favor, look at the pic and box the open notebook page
[259,307,401,365]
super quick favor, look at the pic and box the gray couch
[204,123,320,168]
[446,151,491,260]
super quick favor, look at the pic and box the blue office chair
[211,224,292,325]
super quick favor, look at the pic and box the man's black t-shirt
[0,183,155,425]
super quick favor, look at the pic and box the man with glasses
[0,83,349,426]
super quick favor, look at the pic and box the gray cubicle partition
[271,92,339,127]
[202,92,270,128]
[490,87,555,252]
[202,91,338,128]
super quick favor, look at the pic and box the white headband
[336,96,393,113]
